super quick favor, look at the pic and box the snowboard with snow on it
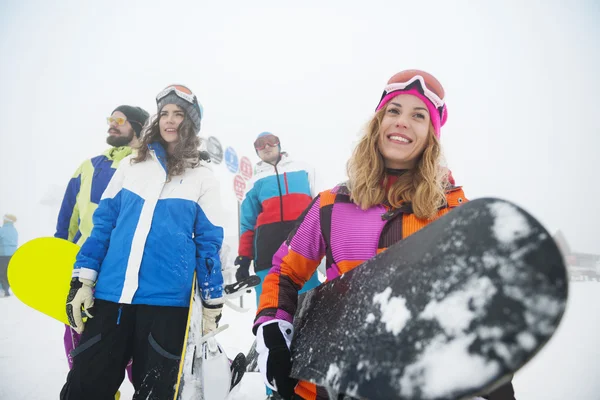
[245,339,259,373]
[288,198,567,399]
[174,273,247,400]
[6,236,259,326]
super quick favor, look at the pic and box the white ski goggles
[156,84,196,105]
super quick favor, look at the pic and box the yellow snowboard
[173,272,198,399]
[7,237,78,325]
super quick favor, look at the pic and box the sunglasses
[107,116,127,126]
[254,135,280,150]
[378,70,446,116]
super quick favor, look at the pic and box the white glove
[66,278,95,334]
[202,305,223,335]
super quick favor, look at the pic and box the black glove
[234,256,252,282]
[262,322,297,400]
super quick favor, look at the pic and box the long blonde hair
[346,108,448,220]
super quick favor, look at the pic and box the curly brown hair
[132,112,207,180]
[346,107,449,220]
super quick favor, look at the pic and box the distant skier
[0,214,18,296]
[234,132,321,299]
[60,85,226,400]
[252,70,516,399]
[234,132,321,399]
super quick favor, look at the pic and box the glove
[198,257,224,301]
[202,304,223,335]
[234,256,252,282]
[66,278,95,334]
[256,320,297,400]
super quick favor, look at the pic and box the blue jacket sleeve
[72,163,125,281]
[55,164,83,241]
[194,171,226,301]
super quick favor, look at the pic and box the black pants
[60,300,189,400]
[0,255,11,295]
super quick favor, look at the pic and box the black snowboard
[245,339,259,373]
[289,198,568,399]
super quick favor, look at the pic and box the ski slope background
[1,281,599,399]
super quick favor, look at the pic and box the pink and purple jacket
[253,183,467,399]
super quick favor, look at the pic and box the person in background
[235,132,322,399]
[54,105,150,394]
[0,214,18,296]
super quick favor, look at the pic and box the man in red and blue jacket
[235,132,321,302]
[235,132,321,399]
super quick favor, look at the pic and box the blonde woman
[253,70,515,400]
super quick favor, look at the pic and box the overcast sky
[1,0,598,255]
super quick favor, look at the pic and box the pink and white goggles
[377,70,445,114]
[376,70,448,137]
[384,76,444,109]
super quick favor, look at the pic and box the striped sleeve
[253,194,326,333]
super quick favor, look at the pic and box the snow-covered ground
[1,283,598,399]
[0,289,264,400]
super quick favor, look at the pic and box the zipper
[283,172,289,195]
[116,305,123,325]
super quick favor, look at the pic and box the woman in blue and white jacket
[60,85,226,400]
